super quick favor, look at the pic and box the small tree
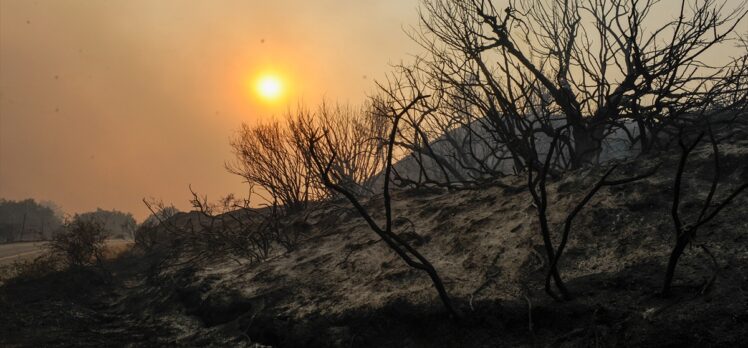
[49,216,107,268]
[306,91,461,320]
[662,127,748,296]
[227,122,319,213]
[289,101,388,197]
[526,127,657,300]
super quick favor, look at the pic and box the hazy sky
[0,0,420,220]
[1,1,745,221]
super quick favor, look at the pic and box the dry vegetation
[2,0,748,347]
[107,128,747,347]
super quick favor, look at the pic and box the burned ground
[1,134,747,347]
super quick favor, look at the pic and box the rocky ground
[1,131,747,347]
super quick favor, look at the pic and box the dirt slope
[127,133,748,347]
[1,133,746,347]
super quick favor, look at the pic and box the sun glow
[256,74,284,101]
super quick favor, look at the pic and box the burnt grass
[2,251,747,347]
[1,232,747,347]
[0,252,175,347]
[2,138,748,347]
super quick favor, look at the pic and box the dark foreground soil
[1,248,747,347]
[0,252,175,347]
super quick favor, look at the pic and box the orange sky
[1,1,745,221]
[0,0,420,220]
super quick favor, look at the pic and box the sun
[256,74,284,101]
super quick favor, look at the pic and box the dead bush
[139,189,311,272]
[227,121,320,214]
[289,101,388,197]
[306,90,462,320]
[662,126,748,296]
[48,216,107,268]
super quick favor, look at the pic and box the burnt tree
[307,93,462,320]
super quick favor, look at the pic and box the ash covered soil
[2,133,748,347]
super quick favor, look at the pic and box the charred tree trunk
[309,94,462,320]
[663,127,747,296]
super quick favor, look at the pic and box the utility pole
[19,212,27,242]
